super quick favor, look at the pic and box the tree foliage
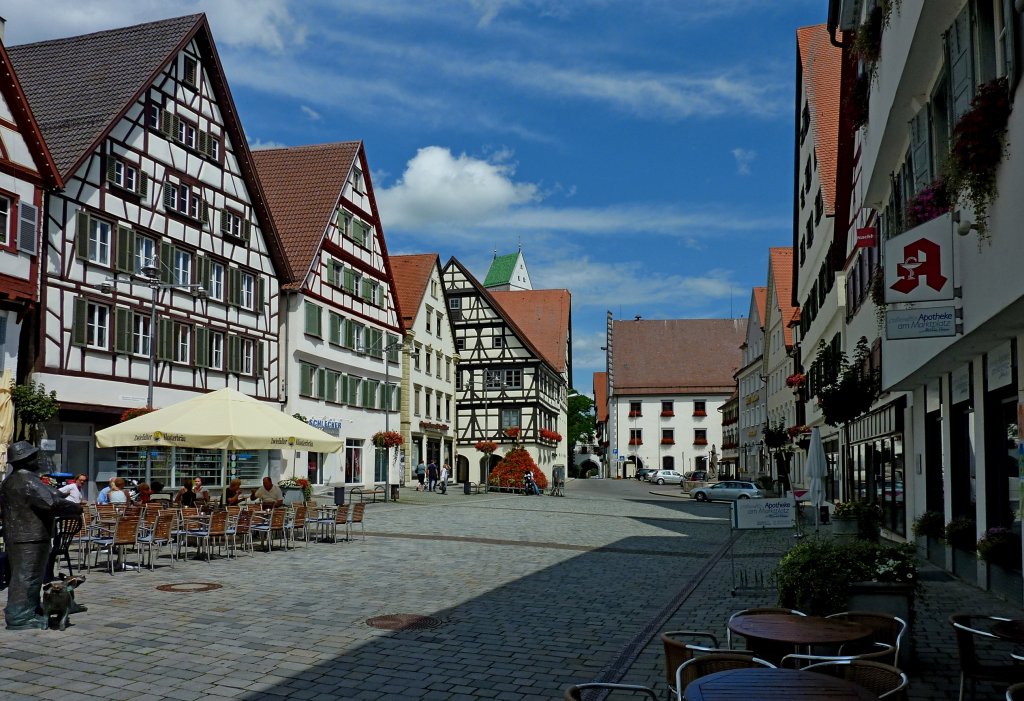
[10,380,60,443]
[814,336,879,427]
[567,390,595,449]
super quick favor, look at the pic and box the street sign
[613,448,618,454]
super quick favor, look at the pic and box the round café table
[685,668,877,701]
[728,613,873,663]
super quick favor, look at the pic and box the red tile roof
[797,24,842,216]
[612,319,747,395]
[594,372,608,422]
[0,40,61,188]
[389,254,438,331]
[252,142,361,290]
[753,287,768,329]
[490,289,571,373]
[769,248,798,348]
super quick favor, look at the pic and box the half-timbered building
[0,34,61,383]
[253,142,402,488]
[9,15,290,487]
[390,254,457,478]
[443,257,570,485]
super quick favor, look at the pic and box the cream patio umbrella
[95,387,343,496]
[806,426,828,528]
[0,369,13,471]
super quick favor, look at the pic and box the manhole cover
[365,614,443,630]
[156,582,223,593]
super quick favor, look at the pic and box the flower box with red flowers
[787,424,811,439]
[660,410,675,417]
[785,373,807,389]
[419,421,449,432]
[120,406,154,423]
[692,410,707,417]
[371,430,404,448]
[504,427,521,439]
[660,438,675,445]
[474,440,498,454]
[538,428,562,443]
[628,410,642,418]
[693,438,708,446]
[628,438,643,446]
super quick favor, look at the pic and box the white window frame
[175,324,191,363]
[174,249,192,285]
[86,302,109,350]
[177,118,197,149]
[132,313,151,357]
[500,408,521,430]
[492,336,503,349]
[240,273,255,310]
[210,331,223,370]
[436,312,442,337]
[241,338,255,375]
[0,196,9,246]
[114,160,138,192]
[208,261,225,301]
[134,236,156,275]
[225,210,243,238]
[89,218,112,266]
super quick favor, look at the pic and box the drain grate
[365,614,443,631]
[156,582,223,593]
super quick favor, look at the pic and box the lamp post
[100,261,207,483]
[361,338,403,502]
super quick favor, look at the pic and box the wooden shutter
[343,268,355,293]
[353,221,366,246]
[114,308,131,354]
[162,181,175,210]
[71,297,88,347]
[16,202,38,255]
[316,368,327,399]
[300,363,313,396]
[227,335,241,373]
[339,374,349,404]
[242,220,251,243]
[348,377,359,405]
[159,109,174,136]
[343,318,354,349]
[395,386,401,411]
[227,267,241,306]
[325,370,339,403]
[157,318,174,360]
[255,341,264,377]
[196,255,209,291]
[75,211,90,261]
[106,156,117,183]
[329,312,342,345]
[360,277,371,301]
[947,5,975,121]
[138,172,149,198]
[115,225,134,272]
[219,209,229,234]
[387,334,400,362]
[195,326,210,368]
[201,200,210,225]
[196,131,209,155]
[159,241,174,283]
[910,107,932,193]
[304,302,320,336]
[256,277,265,315]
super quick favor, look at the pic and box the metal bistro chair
[252,507,288,551]
[49,516,83,579]
[137,510,176,570]
[180,510,228,562]
[949,613,1023,701]
[826,610,907,666]
[726,607,807,649]
[228,508,254,557]
[780,643,897,669]
[1006,681,1024,701]
[564,682,658,700]
[329,504,350,542]
[93,516,141,574]
[803,659,908,700]
[675,652,775,701]
[659,630,720,701]
[348,502,366,541]
[285,504,310,546]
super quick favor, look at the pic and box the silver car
[648,469,684,485]
[690,480,765,502]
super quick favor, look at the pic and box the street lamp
[101,261,206,482]
[360,338,403,502]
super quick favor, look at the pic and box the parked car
[635,467,659,481]
[683,470,709,482]
[648,469,684,485]
[690,481,765,502]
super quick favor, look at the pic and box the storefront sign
[884,215,954,303]
[307,417,342,436]
[732,498,795,530]
[885,307,957,340]
[951,365,971,405]
[856,227,877,248]
[987,342,1013,390]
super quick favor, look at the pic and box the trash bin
[390,485,400,501]
[463,481,471,495]
[333,486,345,506]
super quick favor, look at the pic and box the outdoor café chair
[348,502,366,541]
[49,516,82,579]
[827,610,907,665]
[780,642,896,669]
[227,508,254,557]
[326,505,349,542]
[674,652,775,701]
[252,507,287,551]
[74,509,100,571]
[1006,682,1024,701]
[726,607,806,649]
[563,682,658,700]
[284,504,310,546]
[93,516,141,574]
[137,510,176,570]
[803,659,908,699]
[179,510,228,562]
[659,631,719,701]
[949,613,1022,701]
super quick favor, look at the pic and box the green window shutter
[343,268,355,294]
[348,377,359,405]
[71,297,88,347]
[159,241,174,283]
[201,200,210,225]
[370,329,383,358]
[343,319,355,349]
[304,301,321,336]
[326,259,337,286]
[242,220,252,244]
[157,318,174,361]
[159,109,174,136]
[387,334,400,362]
[162,181,175,210]
[947,5,975,121]
[325,370,339,402]
[395,386,401,411]
[115,225,134,273]
[196,255,209,290]
[75,211,90,262]
[300,363,313,396]
[255,341,264,377]
[106,156,117,183]
[114,307,131,354]
[138,172,149,198]
[256,277,266,315]
[339,374,349,404]
[360,278,371,301]
[228,267,241,306]
[227,335,240,373]
[196,131,208,155]
[195,327,210,368]
[353,221,366,246]
[361,380,370,408]
[316,368,327,399]
[219,209,229,234]
[329,312,342,345]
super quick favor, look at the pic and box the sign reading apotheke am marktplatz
[886,306,957,340]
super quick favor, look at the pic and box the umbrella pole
[221,450,228,506]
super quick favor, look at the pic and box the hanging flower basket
[787,424,811,439]
[785,373,807,389]
[120,406,155,423]
[504,427,521,440]
[474,441,498,454]
[905,178,951,228]
[539,428,562,443]
[814,337,879,428]
[371,431,404,449]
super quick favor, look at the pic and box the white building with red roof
[763,247,801,488]
[736,287,768,476]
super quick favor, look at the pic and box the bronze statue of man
[0,441,83,630]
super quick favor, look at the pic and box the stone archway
[456,454,469,483]
[625,456,644,479]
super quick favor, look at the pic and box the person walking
[438,463,450,494]
[415,462,426,491]
[427,461,439,492]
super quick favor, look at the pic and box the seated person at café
[191,477,210,507]
[59,474,89,504]
[251,476,283,508]
[96,477,116,505]
[136,482,153,504]
[107,477,130,504]
[225,478,243,506]
[174,477,197,507]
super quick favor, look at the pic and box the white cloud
[249,138,287,150]
[300,105,322,121]
[377,146,540,229]
[732,147,756,175]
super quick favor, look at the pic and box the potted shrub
[833,500,881,541]
[912,510,946,563]
[978,527,1023,602]
[945,516,978,582]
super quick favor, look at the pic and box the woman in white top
[107,477,130,504]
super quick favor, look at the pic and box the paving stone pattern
[0,479,1020,699]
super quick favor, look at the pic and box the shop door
[307,452,323,485]
[63,436,93,492]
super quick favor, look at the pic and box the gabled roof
[797,23,842,216]
[0,40,61,188]
[769,248,798,348]
[490,289,571,373]
[593,371,608,423]
[252,142,361,289]
[9,14,291,281]
[753,287,768,329]
[389,253,438,332]
[612,318,746,395]
[484,252,519,288]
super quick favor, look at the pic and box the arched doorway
[625,456,644,479]
[456,455,469,483]
[480,454,501,484]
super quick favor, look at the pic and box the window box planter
[628,438,642,446]
[693,438,708,446]
[952,547,978,584]
[987,562,1023,604]
[692,410,707,417]
[660,411,675,417]
[660,439,675,445]
[628,411,642,418]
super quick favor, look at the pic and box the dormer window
[106,156,148,197]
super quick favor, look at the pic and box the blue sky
[6,0,825,392]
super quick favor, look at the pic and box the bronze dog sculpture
[41,574,86,630]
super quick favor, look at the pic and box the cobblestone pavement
[0,479,1020,699]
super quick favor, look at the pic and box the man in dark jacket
[0,441,83,629]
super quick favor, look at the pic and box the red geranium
[488,447,548,490]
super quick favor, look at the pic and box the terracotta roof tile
[252,142,360,289]
[594,371,608,422]
[612,319,747,395]
[797,24,842,216]
[769,247,799,348]
[8,15,203,177]
[753,287,768,328]
[389,253,438,331]
[490,289,571,373]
